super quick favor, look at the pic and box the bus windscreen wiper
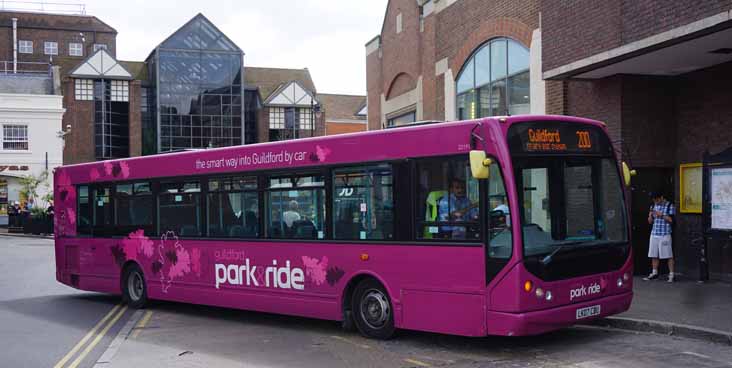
[540,241,588,265]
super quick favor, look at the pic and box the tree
[18,170,51,216]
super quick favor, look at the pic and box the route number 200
[576,131,592,149]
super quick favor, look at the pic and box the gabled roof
[156,13,240,53]
[318,93,367,122]
[69,49,133,80]
[264,80,318,107]
[244,66,316,101]
[0,11,117,33]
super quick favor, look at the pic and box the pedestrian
[643,191,676,282]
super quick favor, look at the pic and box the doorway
[630,168,674,275]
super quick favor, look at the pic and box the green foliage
[18,170,51,209]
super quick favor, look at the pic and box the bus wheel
[122,264,148,309]
[351,279,395,339]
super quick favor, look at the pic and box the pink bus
[54,115,633,339]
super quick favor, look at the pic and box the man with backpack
[643,191,676,282]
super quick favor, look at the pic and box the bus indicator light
[523,280,533,292]
[360,254,369,261]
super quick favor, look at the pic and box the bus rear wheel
[122,264,148,309]
[351,279,394,339]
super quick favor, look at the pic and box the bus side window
[115,182,153,235]
[265,175,325,240]
[487,163,512,259]
[332,164,394,241]
[77,185,91,235]
[92,185,114,235]
[415,157,481,241]
[207,176,259,238]
[158,181,202,237]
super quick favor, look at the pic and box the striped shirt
[650,201,674,236]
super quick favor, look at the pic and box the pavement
[0,226,53,239]
[593,275,732,344]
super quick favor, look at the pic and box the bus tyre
[352,279,395,339]
[122,264,148,309]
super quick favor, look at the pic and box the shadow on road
[0,293,119,329]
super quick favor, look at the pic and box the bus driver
[438,179,478,239]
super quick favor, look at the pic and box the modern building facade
[366,0,732,280]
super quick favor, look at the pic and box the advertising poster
[711,167,732,230]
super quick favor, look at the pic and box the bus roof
[56,115,604,183]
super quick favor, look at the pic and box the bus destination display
[508,122,610,155]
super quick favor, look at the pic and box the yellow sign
[680,163,702,213]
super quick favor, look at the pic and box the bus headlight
[617,278,624,288]
[535,288,544,299]
[623,273,629,281]
[545,291,553,301]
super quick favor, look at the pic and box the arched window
[456,38,530,120]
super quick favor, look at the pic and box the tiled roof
[0,11,116,33]
[244,66,316,101]
[318,93,367,122]
[119,61,148,82]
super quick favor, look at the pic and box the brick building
[318,93,367,135]
[541,1,732,281]
[366,0,732,280]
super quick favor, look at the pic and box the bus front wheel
[122,264,148,309]
[351,279,395,339]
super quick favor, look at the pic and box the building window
[110,80,129,102]
[2,125,29,150]
[299,108,313,130]
[69,42,83,56]
[75,79,93,100]
[396,13,403,34]
[386,111,416,127]
[456,38,530,120]
[95,80,130,159]
[18,40,32,54]
[44,41,58,55]
[269,107,285,129]
[93,44,107,52]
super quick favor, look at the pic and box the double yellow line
[54,303,128,368]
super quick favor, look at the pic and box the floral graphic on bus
[90,161,131,182]
[310,145,332,163]
[326,266,345,286]
[158,231,198,293]
[121,229,155,260]
[302,255,328,286]
[54,171,77,236]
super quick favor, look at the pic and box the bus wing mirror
[621,161,637,187]
[470,150,492,179]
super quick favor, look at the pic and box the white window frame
[110,80,129,102]
[18,40,33,54]
[93,43,108,52]
[44,41,58,55]
[299,107,313,130]
[269,107,285,129]
[69,42,83,56]
[75,79,94,101]
[2,125,29,151]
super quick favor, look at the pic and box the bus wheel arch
[342,274,395,339]
[121,261,148,309]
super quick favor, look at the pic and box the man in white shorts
[643,192,675,282]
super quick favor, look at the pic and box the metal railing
[0,61,51,75]
[0,1,86,15]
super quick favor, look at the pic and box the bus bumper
[485,291,633,336]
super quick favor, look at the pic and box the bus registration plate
[575,305,601,320]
